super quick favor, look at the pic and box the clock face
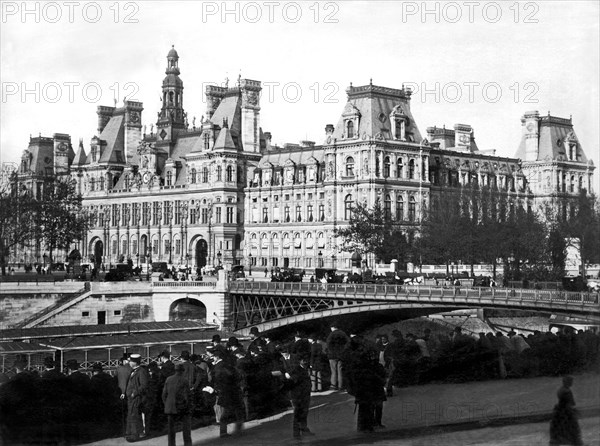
[459,134,469,144]
[526,122,535,132]
[57,142,68,152]
[143,172,150,184]
[130,111,140,123]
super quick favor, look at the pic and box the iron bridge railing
[228,282,600,315]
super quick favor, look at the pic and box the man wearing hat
[117,353,133,399]
[125,354,149,442]
[66,359,90,388]
[206,349,244,437]
[162,363,192,446]
[158,350,175,381]
[248,327,266,351]
[90,363,120,431]
[41,356,63,379]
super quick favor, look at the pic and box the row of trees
[0,174,88,276]
[335,187,600,281]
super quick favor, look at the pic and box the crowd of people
[1,323,598,444]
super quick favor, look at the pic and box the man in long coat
[208,349,244,437]
[125,354,149,442]
[162,363,192,446]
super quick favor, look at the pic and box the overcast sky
[1,1,598,190]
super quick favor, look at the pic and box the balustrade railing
[228,282,600,310]
[151,281,216,288]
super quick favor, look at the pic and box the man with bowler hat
[163,363,192,446]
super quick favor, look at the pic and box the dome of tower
[167,45,179,59]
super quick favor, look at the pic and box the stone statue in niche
[363,158,369,176]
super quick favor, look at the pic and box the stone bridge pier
[151,272,229,328]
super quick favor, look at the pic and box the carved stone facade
[10,48,595,272]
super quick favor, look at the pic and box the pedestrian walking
[549,375,583,446]
[284,355,314,440]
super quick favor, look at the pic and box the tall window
[408,196,416,222]
[216,166,222,182]
[99,176,104,190]
[226,165,233,182]
[203,133,210,150]
[570,175,575,193]
[284,206,290,222]
[409,159,415,179]
[383,157,391,178]
[152,202,160,225]
[142,203,149,225]
[319,204,325,221]
[201,208,209,224]
[163,201,171,225]
[396,196,404,220]
[166,171,173,186]
[90,177,95,191]
[112,204,119,226]
[384,195,391,217]
[226,207,234,223]
[202,167,209,183]
[215,207,222,223]
[397,158,403,178]
[190,207,197,224]
[345,157,355,177]
[346,120,354,138]
[307,204,314,221]
[263,207,268,223]
[191,168,197,184]
[296,205,302,222]
[174,201,181,225]
[344,194,353,220]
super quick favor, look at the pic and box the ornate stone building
[12,47,595,272]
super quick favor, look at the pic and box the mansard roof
[515,113,589,163]
[333,83,422,142]
[86,114,125,164]
[213,126,237,151]
[260,148,325,167]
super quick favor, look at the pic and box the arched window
[346,120,354,138]
[166,171,173,186]
[345,157,355,177]
[202,167,209,183]
[408,196,416,222]
[570,175,575,193]
[578,176,583,191]
[191,168,197,184]
[397,158,403,178]
[409,159,415,179]
[216,166,222,182]
[383,157,391,178]
[384,195,391,217]
[169,91,174,104]
[344,194,353,220]
[226,165,233,182]
[396,196,404,220]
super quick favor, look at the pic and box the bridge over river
[2,277,598,332]
[227,281,600,333]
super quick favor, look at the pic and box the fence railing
[228,282,600,311]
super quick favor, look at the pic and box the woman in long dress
[549,375,583,446]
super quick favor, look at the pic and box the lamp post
[216,251,222,266]
[318,250,323,268]
[42,253,47,268]
[248,253,252,276]
[331,254,336,269]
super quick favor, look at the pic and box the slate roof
[515,114,588,163]
[332,84,423,142]
[72,142,87,166]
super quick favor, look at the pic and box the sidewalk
[86,372,600,446]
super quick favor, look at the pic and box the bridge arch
[169,297,207,322]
